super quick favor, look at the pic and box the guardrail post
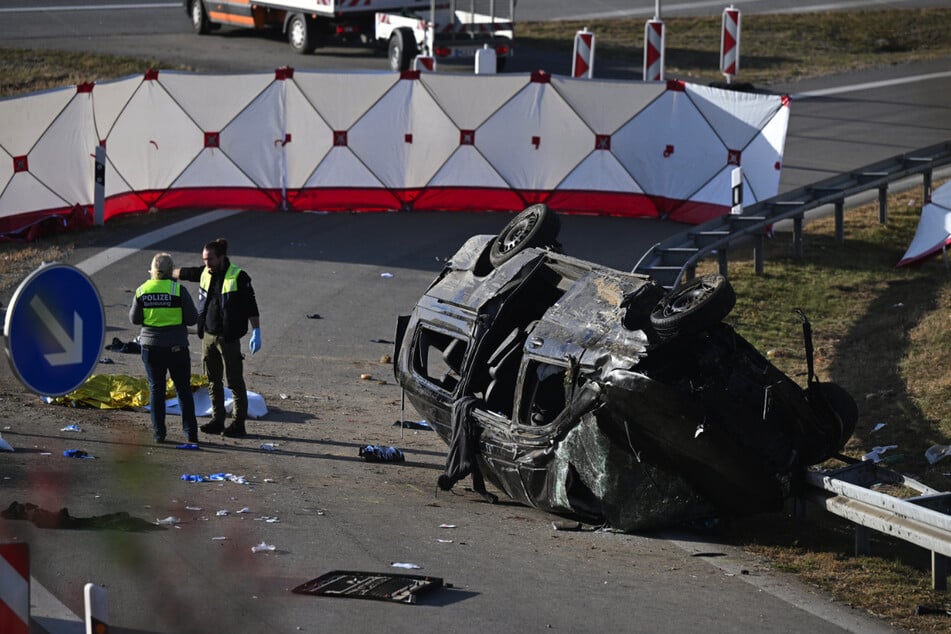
[834,200,844,243]
[717,249,728,278]
[878,185,888,224]
[934,552,948,592]
[923,169,933,202]
[754,233,764,274]
[793,216,803,260]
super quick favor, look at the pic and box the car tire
[649,274,736,340]
[288,14,316,54]
[388,27,417,72]
[489,203,561,268]
[190,0,210,35]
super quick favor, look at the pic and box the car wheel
[288,14,316,54]
[489,203,561,268]
[388,27,417,72]
[649,274,736,340]
[190,0,210,35]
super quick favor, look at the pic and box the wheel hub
[498,212,538,253]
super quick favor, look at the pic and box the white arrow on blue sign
[3,263,105,396]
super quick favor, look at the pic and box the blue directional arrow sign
[3,263,105,397]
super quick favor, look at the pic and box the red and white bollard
[720,5,741,83]
[572,27,595,79]
[0,543,29,634]
[413,55,436,72]
[643,19,665,81]
[85,582,108,634]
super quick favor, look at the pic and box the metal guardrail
[803,462,951,591]
[634,140,951,289]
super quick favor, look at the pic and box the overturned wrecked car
[394,204,857,531]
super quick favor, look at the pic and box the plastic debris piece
[176,443,200,450]
[260,443,278,451]
[216,510,229,516]
[436,539,453,543]
[926,445,951,465]
[279,394,288,399]
[391,562,421,569]
[156,516,181,525]
[439,524,456,529]
[63,449,95,459]
[185,506,202,511]
[236,507,251,514]
[181,474,206,482]
[0,435,13,452]
[207,473,249,484]
[359,445,405,463]
[863,445,899,463]
[360,373,372,380]
[251,542,276,553]
[872,422,886,433]
[61,424,83,432]
[380,272,393,278]
[98,358,114,364]
[212,536,227,541]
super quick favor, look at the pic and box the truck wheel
[489,203,560,268]
[288,14,316,54]
[388,27,417,72]
[649,274,736,340]
[189,0,210,35]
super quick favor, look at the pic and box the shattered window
[412,327,467,394]
[519,360,568,427]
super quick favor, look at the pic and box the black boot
[222,422,247,438]
[200,420,225,435]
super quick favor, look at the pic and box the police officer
[130,253,199,445]
[174,238,261,439]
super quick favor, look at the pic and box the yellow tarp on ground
[51,374,209,409]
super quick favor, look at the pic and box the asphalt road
[0,2,949,633]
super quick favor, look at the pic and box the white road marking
[77,209,242,276]
[790,70,951,99]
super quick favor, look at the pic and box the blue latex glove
[249,327,262,354]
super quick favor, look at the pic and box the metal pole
[94,145,106,226]
[655,0,661,19]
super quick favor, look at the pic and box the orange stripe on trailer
[208,11,256,27]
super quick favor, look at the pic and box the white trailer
[376,1,515,72]
[184,0,515,72]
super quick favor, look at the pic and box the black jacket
[178,258,259,341]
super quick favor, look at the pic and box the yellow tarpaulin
[51,374,209,409]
